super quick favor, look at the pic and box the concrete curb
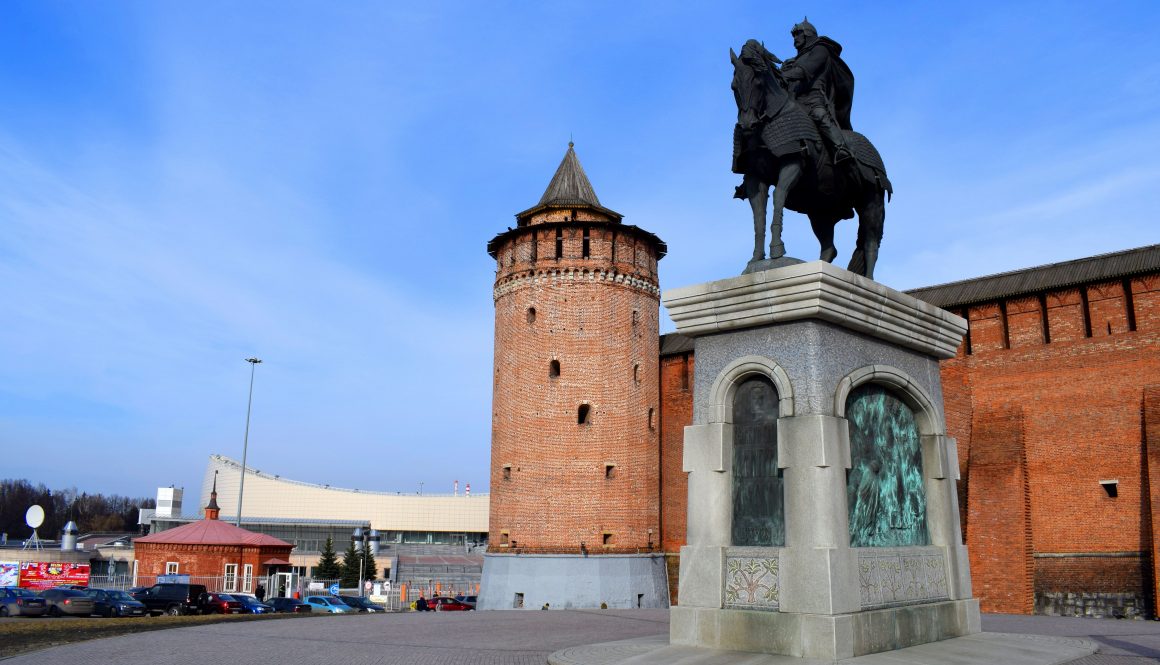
[548,632,1099,665]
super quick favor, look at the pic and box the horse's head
[731,39,788,132]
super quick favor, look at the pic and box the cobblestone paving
[983,614,1160,665]
[2,610,669,665]
[8,611,1160,665]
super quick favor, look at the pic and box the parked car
[0,587,47,617]
[428,596,473,611]
[304,595,354,613]
[198,592,242,614]
[41,588,96,617]
[81,588,148,617]
[338,595,386,613]
[266,597,312,613]
[132,583,208,616]
[232,594,274,614]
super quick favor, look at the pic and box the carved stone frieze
[724,549,780,610]
[857,547,948,609]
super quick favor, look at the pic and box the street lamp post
[237,357,262,527]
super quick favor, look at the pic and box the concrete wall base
[670,598,981,660]
[478,553,670,610]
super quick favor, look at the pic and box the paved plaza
[4,611,1160,665]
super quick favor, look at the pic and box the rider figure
[780,18,855,164]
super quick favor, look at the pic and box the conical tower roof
[538,142,602,207]
[513,143,622,224]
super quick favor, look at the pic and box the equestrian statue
[731,19,892,279]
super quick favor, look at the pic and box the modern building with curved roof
[198,455,488,539]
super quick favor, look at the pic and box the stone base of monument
[743,255,805,274]
[476,553,670,610]
[670,599,979,658]
[595,261,995,661]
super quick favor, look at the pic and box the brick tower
[478,144,669,609]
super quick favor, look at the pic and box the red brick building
[133,482,294,593]
[655,244,1160,617]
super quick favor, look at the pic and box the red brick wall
[1046,288,1086,342]
[965,406,1034,614]
[1135,276,1160,331]
[1006,296,1045,349]
[1088,281,1130,337]
[659,351,692,554]
[1145,385,1160,608]
[948,273,1160,615]
[488,209,663,554]
[1035,555,1145,594]
[134,539,293,590]
[659,351,693,603]
[968,303,1006,352]
[941,335,973,538]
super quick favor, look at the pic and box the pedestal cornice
[662,262,967,359]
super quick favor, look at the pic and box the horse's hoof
[769,243,786,259]
[820,248,837,263]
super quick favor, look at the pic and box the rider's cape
[787,36,854,130]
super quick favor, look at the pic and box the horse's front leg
[745,176,770,262]
[769,162,802,259]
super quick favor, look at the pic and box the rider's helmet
[791,17,817,39]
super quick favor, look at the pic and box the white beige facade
[200,455,488,534]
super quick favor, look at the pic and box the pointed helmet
[791,17,817,39]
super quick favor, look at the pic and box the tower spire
[205,471,221,521]
[538,142,602,208]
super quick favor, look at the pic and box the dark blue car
[82,588,148,617]
[233,594,274,614]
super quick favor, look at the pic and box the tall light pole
[237,357,262,527]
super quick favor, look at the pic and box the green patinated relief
[732,376,785,546]
[845,384,928,547]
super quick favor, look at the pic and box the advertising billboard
[0,562,17,587]
[18,561,91,589]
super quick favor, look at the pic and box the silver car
[40,587,95,617]
[0,587,47,617]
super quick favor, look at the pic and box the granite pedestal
[661,261,979,660]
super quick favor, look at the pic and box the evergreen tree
[315,536,341,581]
[362,548,378,583]
[340,540,360,589]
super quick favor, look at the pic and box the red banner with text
[19,561,91,589]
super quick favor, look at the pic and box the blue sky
[2,1,1157,506]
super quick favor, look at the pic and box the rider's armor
[782,21,855,164]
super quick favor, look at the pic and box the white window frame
[224,563,238,592]
[242,564,253,593]
[165,562,179,574]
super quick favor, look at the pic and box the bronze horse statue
[731,39,892,279]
